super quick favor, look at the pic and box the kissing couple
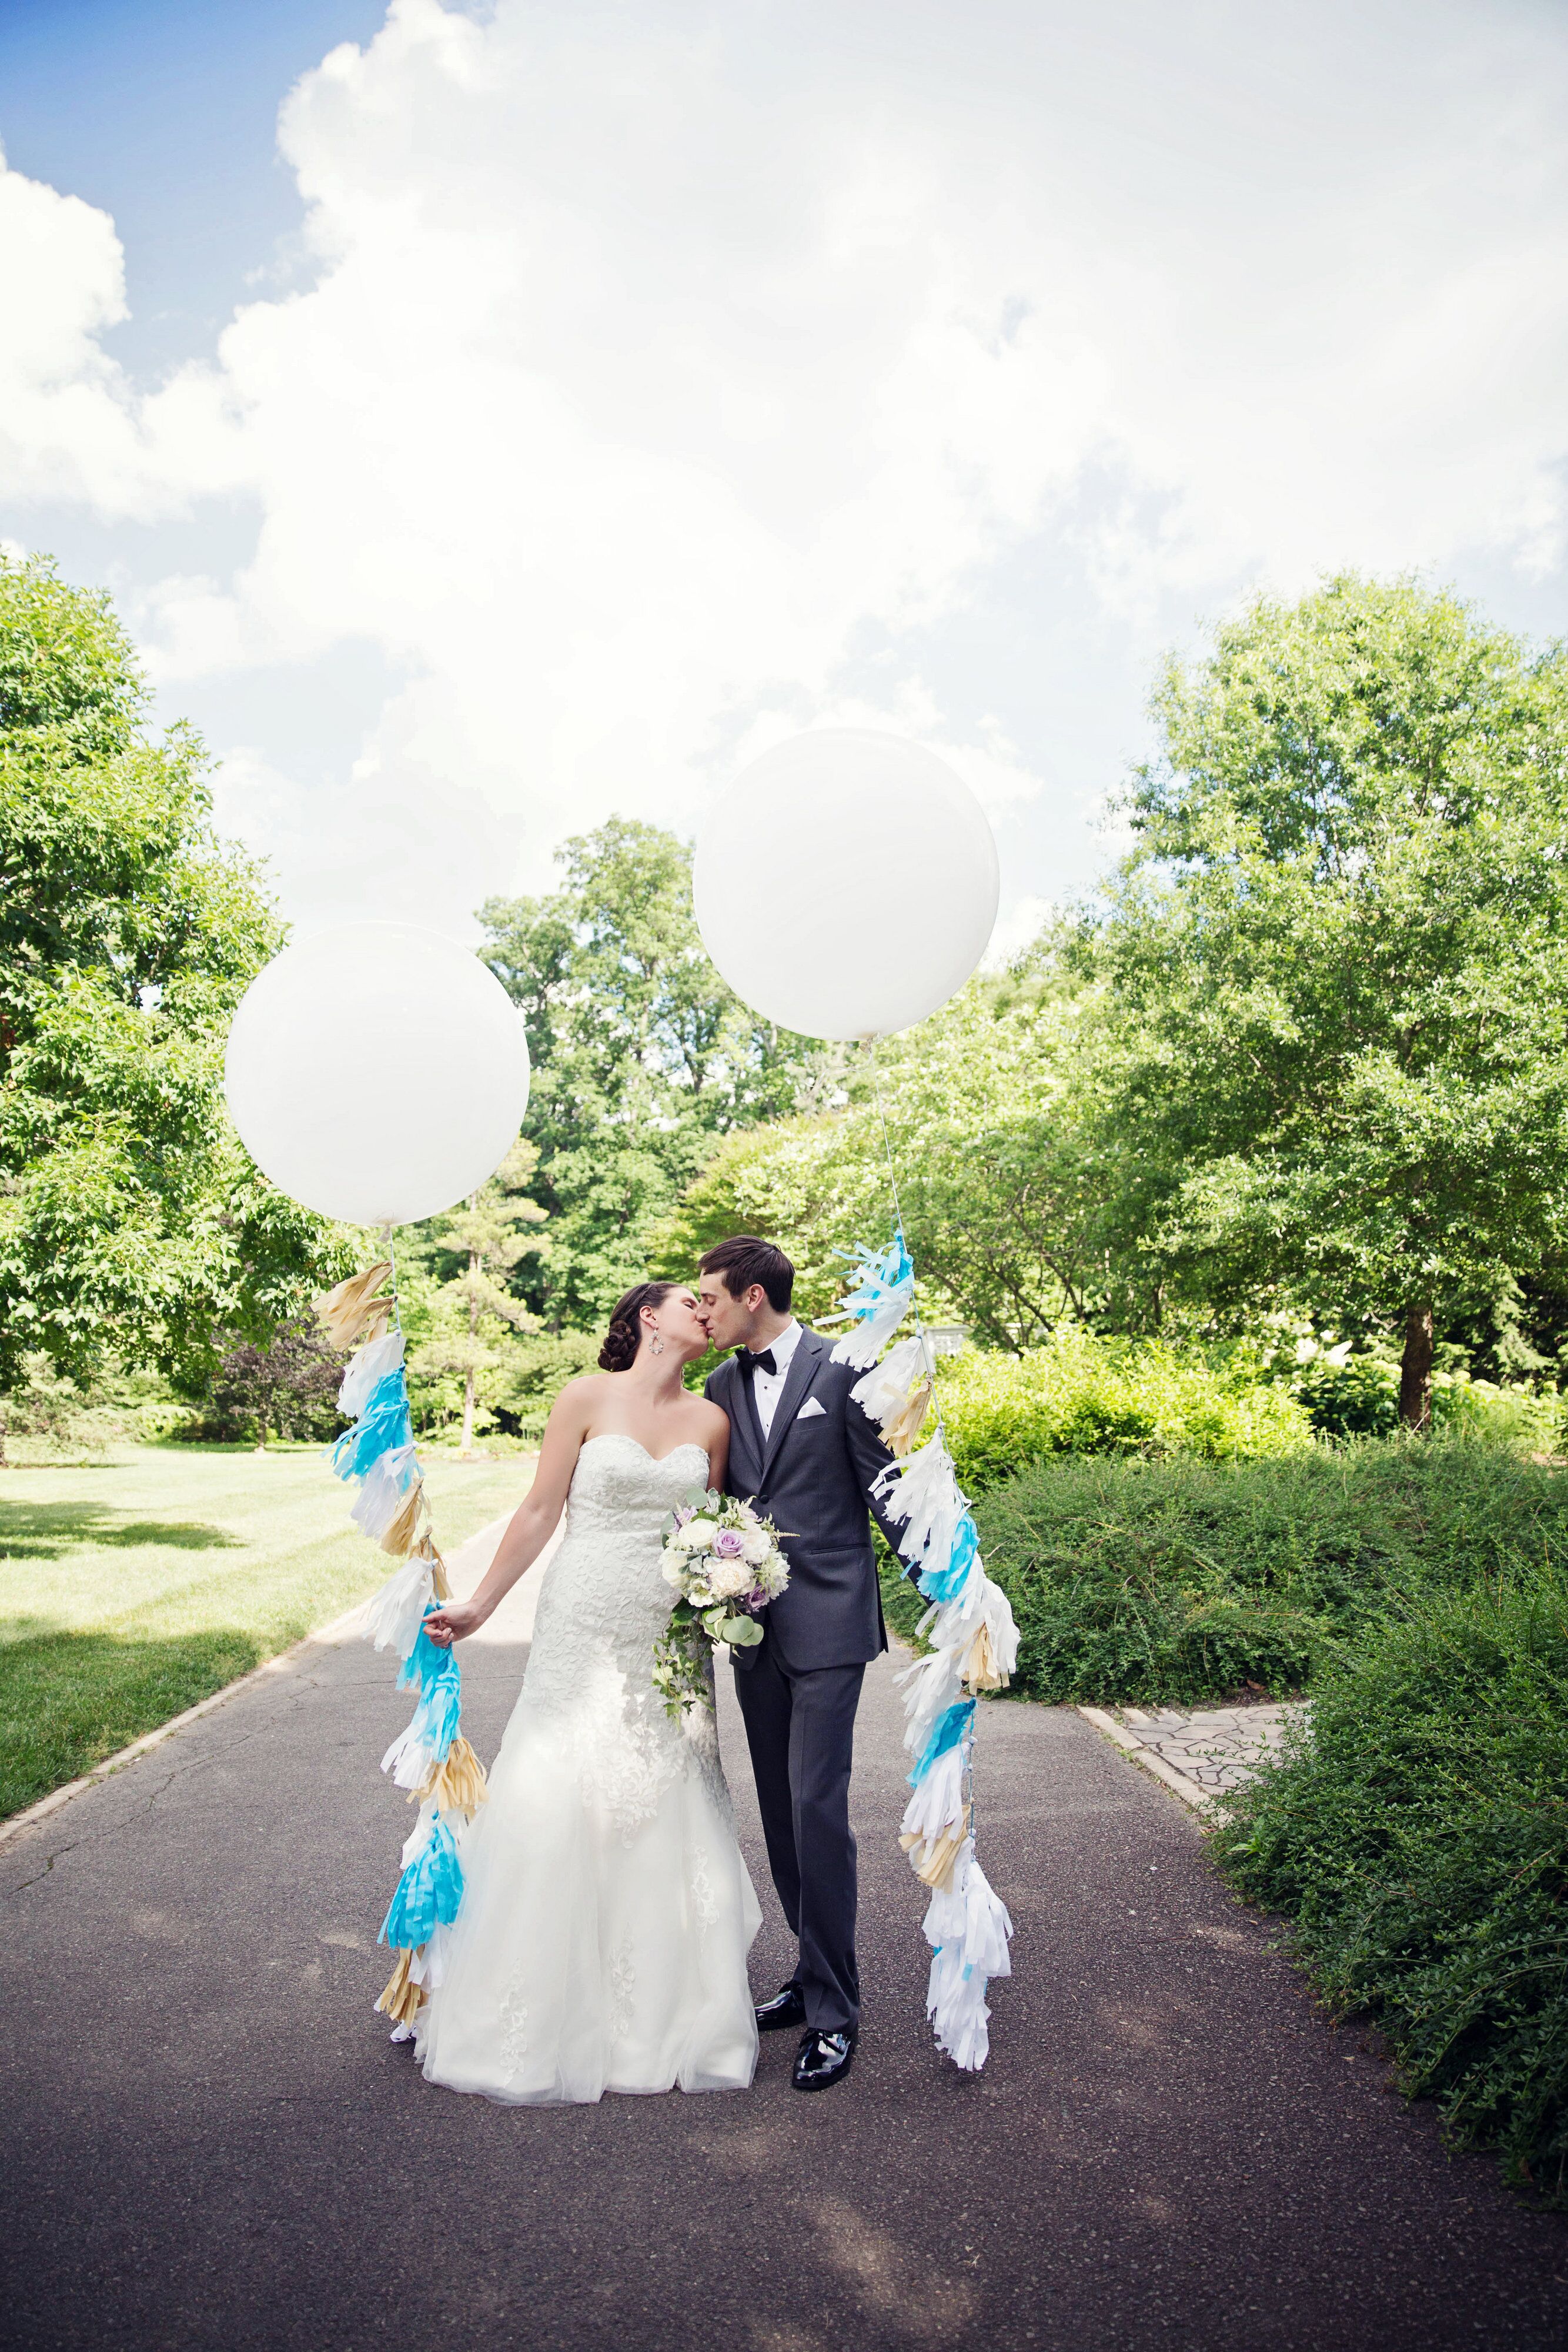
[416,1235,904,2103]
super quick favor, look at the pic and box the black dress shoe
[755,1983,807,2033]
[792,2027,857,2092]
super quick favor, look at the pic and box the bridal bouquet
[653,1491,790,1717]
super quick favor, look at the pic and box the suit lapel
[721,1354,765,1484]
[760,1327,827,1483]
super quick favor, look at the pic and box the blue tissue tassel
[918,1513,978,1603]
[332,1370,413,1480]
[380,1812,464,1951]
[834,1231,914,1322]
[911,1698,975,1783]
[398,1612,459,1698]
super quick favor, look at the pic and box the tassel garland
[318,1262,395,1349]
[378,1481,426,1559]
[417,1733,489,1816]
[338,1329,406,1419]
[319,1265,488,2040]
[375,1948,423,2031]
[846,1224,1019,2073]
[850,1335,928,1422]
[824,1234,916,1368]
[350,1444,420,1541]
[380,1809,465,1950]
[358,1551,434,1659]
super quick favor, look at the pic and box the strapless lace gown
[415,1434,761,2104]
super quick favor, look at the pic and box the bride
[414,1279,761,2105]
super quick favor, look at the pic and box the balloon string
[383,1223,403,1335]
[863,1045,949,1451]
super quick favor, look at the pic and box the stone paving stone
[1114,1700,1310,1793]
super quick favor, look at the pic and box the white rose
[683,1521,716,1551]
[661,1555,685,1589]
[740,1528,771,1566]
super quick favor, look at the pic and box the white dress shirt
[748,1318,803,1441]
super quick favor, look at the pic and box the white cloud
[4,0,1567,920]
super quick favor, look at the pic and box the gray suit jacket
[705,1327,903,1672]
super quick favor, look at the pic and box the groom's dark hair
[699,1236,794,1314]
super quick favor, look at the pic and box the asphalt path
[3,1521,1565,2352]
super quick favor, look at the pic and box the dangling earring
[650,1330,666,1355]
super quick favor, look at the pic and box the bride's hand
[424,1601,484,1648]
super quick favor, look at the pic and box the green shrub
[1213,1571,1568,2203]
[1430,1372,1565,1453]
[965,1438,1568,1707]
[932,1329,1312,1494]
[0,1357,194,1463]
[1292,1354,1400,1439]
[1290,1353,1564,1450]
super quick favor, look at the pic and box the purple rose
[713,1528,746,1558]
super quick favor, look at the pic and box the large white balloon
[694,730,1000,1041]
[225,921,531,1227]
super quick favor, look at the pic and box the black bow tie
[740,1347,777,1378]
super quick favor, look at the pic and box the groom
[697,1236,902,2094]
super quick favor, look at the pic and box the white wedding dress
[415,1434,762,2104]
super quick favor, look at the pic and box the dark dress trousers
[706,1327,901,2033]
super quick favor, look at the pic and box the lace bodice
[518,1434,724,1837]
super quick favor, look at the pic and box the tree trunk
[1399,1302,1434,1432]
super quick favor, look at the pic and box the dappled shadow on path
[0,1503,242,1561]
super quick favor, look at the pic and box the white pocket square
[795,1396,827,1419]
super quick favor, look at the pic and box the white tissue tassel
[901,1743,968,1845]
[351,1444,420,1541]
[849,1335,930,1423]
[924,1849,1014,2072]
[337,1329,407,1419]
[358,1553,433,1659]
[895,1646,962,1756]
[873,1441,965,1567]
[830,1278,915,1368]
[382,1723,441,1792]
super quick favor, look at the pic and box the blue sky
[0,3,385,371]
[3,0,1566,944]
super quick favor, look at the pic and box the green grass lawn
[0,1443,535,1819]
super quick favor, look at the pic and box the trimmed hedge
[1213,1571,1568,2203]
[950,1438,1568,1706]
[932,1331,1311,1496]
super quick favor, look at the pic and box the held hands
[424,1601,486,1648]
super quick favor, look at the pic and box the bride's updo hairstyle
[599,1281,679,1372]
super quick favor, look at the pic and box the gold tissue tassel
[317,1261,394,1349]
[375,1947,426,2029]
[423,1541,452,1603]
[379,1479,426,1559]
[881,1377,932,1458]
[961,1622,1009,1694]
[900,1809,972,1891]
[415,1735,489,1818]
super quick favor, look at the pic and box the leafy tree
[658,961,1126,1349]
[479,818,823,1327]
[405,1141,544,1451]
[206,1320,345,1447]
[0,550,342,1392]
[1082,574,1568,1425]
